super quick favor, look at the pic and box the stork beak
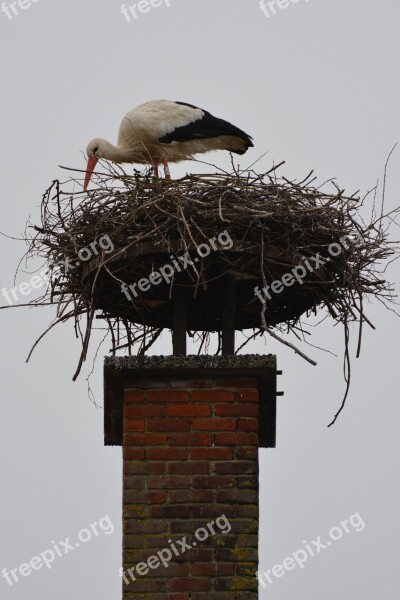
[84,156,98,191]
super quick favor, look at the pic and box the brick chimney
[104,355,277,600]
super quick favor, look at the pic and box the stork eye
[93,146,99,155]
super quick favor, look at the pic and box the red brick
[192,390,234,403]
[125,520,169,534]
[124,491,151,506]
[167,462,209,474]
[148,390,189,403]
[124,491,166,504]
[153,564,190,577]
[123,475,145,489]
[215,461,257,475]
[147,475,190,488]
[216,489,258,503]
[237,505,258,517]
[209,535,237,548]
[191,505,236,518]
[125,405,167,418]
[191,448,233,460]
[236,389,258,402]
[123,448,145,460]
[191,563,216,576]
[124,578,166,592]
[214,433,258,446]
[150,505,192,518]
[124,461,166,475]
[168,433,212,446]
[146,448,189,460]
[169,490,213,503]
[124,549,155,562]
[168,405,210,417]
[192,476,236,489]
[215,403,258,417]
[236,447,258,460]
[192,418,236,431]
[237,534,258,547]
[238,475,258,489]
[236,563,258,576]
[214,578,235,592]
[216,563,235,576]
[215,579,257,593]
[125,419,145,432]
[148,419,191,432]
[238,419,258,432]
[215,547,257,562]
[170,578,212,592]
[169,520,216,533]
[144,534,183,548]
[125,390,145,403]
[124,433,167,446]
[124,534,144,549]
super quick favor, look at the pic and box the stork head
[84,138,105,191]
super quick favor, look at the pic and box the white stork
[84,99,253,190]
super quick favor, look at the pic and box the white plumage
[84,99,253,189]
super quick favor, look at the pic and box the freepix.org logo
[121,0,171,22]
[2,516,115,587]
[1,234,114,307]
[121,230,233,301]
[256,512,365,587]
[1,0,41,21]
[259,0,311,20]
[120,514,231,584]
[254,231,364,303]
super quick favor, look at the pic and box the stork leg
[162,156,171,180]
[152,162,159,178]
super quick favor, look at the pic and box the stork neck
[101,139,131,163]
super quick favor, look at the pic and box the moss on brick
[128,505,147,520]
[232,547,257,561]
[231,576,258,591]
[236,562,258,576]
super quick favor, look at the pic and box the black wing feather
[158,101,254,148]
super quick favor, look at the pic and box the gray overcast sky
[0,1,399,598]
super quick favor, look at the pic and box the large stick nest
[19,162,399,421]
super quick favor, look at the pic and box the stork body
[84,100,253,189]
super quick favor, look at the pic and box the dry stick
[138,328,162,356]
[122,319,133,356]
[26,309,80,363]
[107,317,117,355]
[381,144,398,221]
[356,292,364,358]
[235,330,263,354]
[72,262,102,381]
[328,321,351,427]
[262,320,317,366]
[85,330,109,409]
[0,302,55,310]
[72,304,94,381]
[259,224,317,366]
